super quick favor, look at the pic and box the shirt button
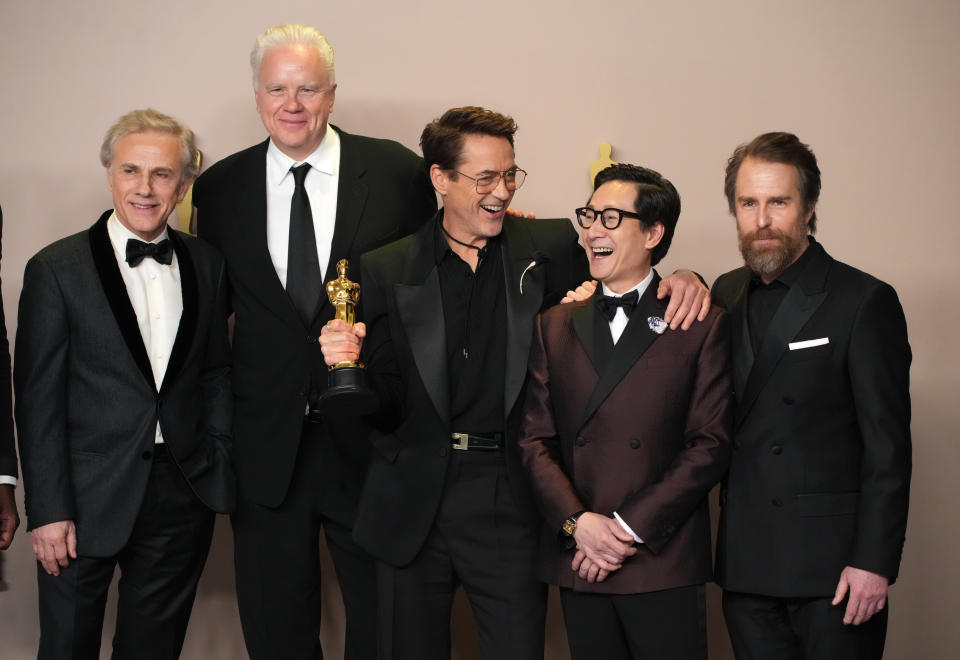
[150,274,157,280]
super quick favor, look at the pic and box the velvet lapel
[736,243,830,425]
[395,217,449,424]
[501,218,548,415]
[159,231,196,396]
[577,273,666,429]
[235,140,304,331]
[88,211,155,391]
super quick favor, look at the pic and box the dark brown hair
[420,106,518,172]
[724,132,821,232]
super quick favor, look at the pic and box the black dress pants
[560,584,707,660]
[723,590,887,660]
[376,449,546,660]
[232,423,377,660]
[36,446,215,660]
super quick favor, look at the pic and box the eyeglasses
[451,167,527,194]
[574,206,642,230]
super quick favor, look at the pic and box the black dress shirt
[747,240,816,355]
[434,222,506,435]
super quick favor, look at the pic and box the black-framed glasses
[451,167,527,194]
[574,206,641,230]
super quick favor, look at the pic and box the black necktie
[596,289,639,322]
[126,238,173,267]
[286,164,322,326]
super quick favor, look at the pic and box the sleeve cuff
[613,511,643,544]
[0,475,17,487]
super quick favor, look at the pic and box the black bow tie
[596,289,639,322]
[126,238,173,267]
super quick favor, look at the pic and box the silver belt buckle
[451,432,469,450]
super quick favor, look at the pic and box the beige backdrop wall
[1,1,957,658]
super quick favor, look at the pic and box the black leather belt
[451,432,502,451]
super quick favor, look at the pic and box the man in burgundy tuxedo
[519,163,733,660]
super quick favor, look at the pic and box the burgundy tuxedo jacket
[519,274,733,594]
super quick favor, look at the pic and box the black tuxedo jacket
[14,211,234,557]
[520,276,733,594]
[0,207,16,481]
[353,211,590,567]
[713,239,912,597]
[193,127,436,511]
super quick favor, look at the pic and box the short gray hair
[99,108,200,182]
[250,24,336,89]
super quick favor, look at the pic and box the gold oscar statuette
[312,259,377,418]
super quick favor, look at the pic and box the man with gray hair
[193,23,436,660]
[15,108,234,659]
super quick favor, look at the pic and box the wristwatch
[561,511,584,537]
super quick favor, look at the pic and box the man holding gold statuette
[319,106,712,659]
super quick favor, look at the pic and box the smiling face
[734,157,813,282]
[431,133,516,246]
[107,131,189,241]
[255,42,336,161]
[581,180,663,294]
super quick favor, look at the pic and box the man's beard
[738,226,808,279]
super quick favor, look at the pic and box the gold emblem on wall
[589,142,617,185]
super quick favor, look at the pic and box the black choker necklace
[441,222,488,261]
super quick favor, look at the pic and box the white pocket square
[789,337,829,351]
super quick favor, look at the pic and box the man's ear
[645,222,665,250]
[177,177,195,203]
[429,164,448,196]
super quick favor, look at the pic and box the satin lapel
[571,302,604,374]
[578,274,666,429]
[159,232,196,396]
[318,128,368,328]
[236,141,304,330]
[88,211,155,391]
[737,246,830,425]
[395,223,449,424]
[501,219,545,414]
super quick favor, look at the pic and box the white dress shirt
[601,270,655,544]
[107,214,182,443]
[265,123,341,286]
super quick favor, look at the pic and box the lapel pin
[519,260,537,295]
[647,316,668,334]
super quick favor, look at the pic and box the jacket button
[142,450,153,460]
[783,396,794,405]
[629,439,641,449]
[575,437,586,447]
[772,497,783,507]
[770,444,782,455]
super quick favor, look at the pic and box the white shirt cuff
[613,511,643,544]
[0,475,17,487]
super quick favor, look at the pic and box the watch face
[562,518,576,536]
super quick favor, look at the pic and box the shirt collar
[266,123,340,187]
[600,268,655,300]
[107,212,170,259]
[432,210,501,266]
